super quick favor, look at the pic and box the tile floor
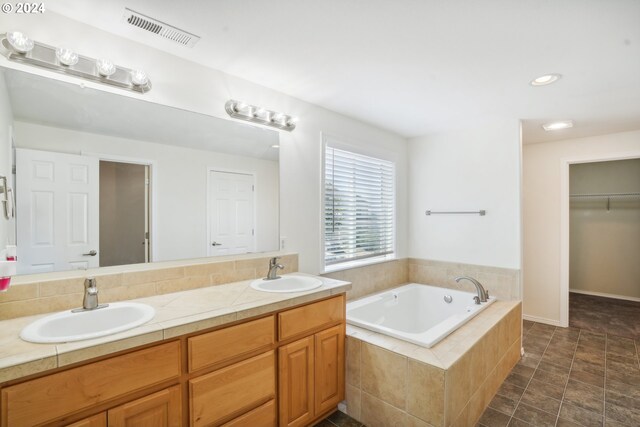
[315,410,365,427]
[477,320,640,427]
[569,293,640,340]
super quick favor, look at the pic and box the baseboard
[569,289,640,303]
[522,314,562,327]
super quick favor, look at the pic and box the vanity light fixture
[6,30,33,53]
[55,47,79,66]
[225,100,297,131]
[530,73,561,86]
[0,31,152,94]
[542,120,573,131]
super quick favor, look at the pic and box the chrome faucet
[72,277,108,312]
[266,257,284,280]
[455,276,489,304]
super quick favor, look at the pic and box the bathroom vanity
[0,270,349,427]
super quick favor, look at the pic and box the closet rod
[569,192,640,198]
[425,210,486,216]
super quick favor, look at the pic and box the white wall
[523,130,640,324]
[14,121,279,262]
[408,119,522,269]
[569,159,640,300]
[0,11,408,274]
[0,71,13,249]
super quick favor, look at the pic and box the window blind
[324,145,395,266]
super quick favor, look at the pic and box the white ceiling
[47,0,640,143]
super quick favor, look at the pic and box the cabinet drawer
[189,350,275,427]
[188,315,274,372]
[278,295,344,341]
[2,341,180,427]
[221,399,276,427]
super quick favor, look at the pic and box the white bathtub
[346,283,496,348]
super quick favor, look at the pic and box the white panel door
[208,171,255,256]
[16,149,99,274]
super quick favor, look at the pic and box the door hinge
[252,229,255,236]
[252,185,255,191]
[145,179,150,185]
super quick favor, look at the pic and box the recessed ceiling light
[530,73,562,86]
[542,120,573,131]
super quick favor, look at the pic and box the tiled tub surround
[323,258,519,302]
[345,301,522,427]
[0,252,298,320]
[0,272,349,383]
[322,258,409,301]
[408,258,521,301]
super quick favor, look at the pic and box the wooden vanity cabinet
[278,297,345,427]
[0,294,346,427]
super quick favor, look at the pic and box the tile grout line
[508,323,555,426]
[549,326,578,427]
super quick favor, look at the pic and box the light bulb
[6,31,34,53]
[130,69,148,86]
[96,58,116,77]
[286,116,299,127]
[55,47,78,66]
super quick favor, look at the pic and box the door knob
[83,250,98,256]
[211,242,222,246]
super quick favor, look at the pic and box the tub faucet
[266,257,284,280]
[455,276,489,304]
[72,277,108,312]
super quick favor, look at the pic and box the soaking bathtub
[346,283,496,348]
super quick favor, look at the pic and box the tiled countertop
[0,273,351,383]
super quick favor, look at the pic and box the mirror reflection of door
[16,148,99,274]
[208,170,256,256]
[99,161,150,267]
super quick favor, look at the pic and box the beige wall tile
[361,392,408,427]
[346,383,362,421]
[155,275,211,294]
[346,336,361,387]
[0,293,81,320]
[407,359,445,427]
[38,277,85,297]
[183,261,235,277]
[213,267,257,284]
[0,283,38,302]
[361,342,408,409]
[406,414,437,427]
[100,282,157,303]
[121,267,185,286]
[323,259,409,301]
[444,348,473,424]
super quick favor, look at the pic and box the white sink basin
[20,302,155,344]
[251,275,323,293]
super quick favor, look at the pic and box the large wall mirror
[0,68,280,276]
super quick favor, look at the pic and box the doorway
[99,161,150,267]
[207,170,256,256]
[567,158,640,337]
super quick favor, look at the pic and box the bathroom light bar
[0,31,152,94]
[225,100,297,131]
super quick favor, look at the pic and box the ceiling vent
[122,8,200,48]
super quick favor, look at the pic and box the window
[323,143,395,269]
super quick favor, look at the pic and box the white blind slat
[324,145,395,266]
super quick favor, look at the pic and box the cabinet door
[67,413,106,427]
[107,386,181,427]
[278,336,315,427]
[314,325,345,415]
